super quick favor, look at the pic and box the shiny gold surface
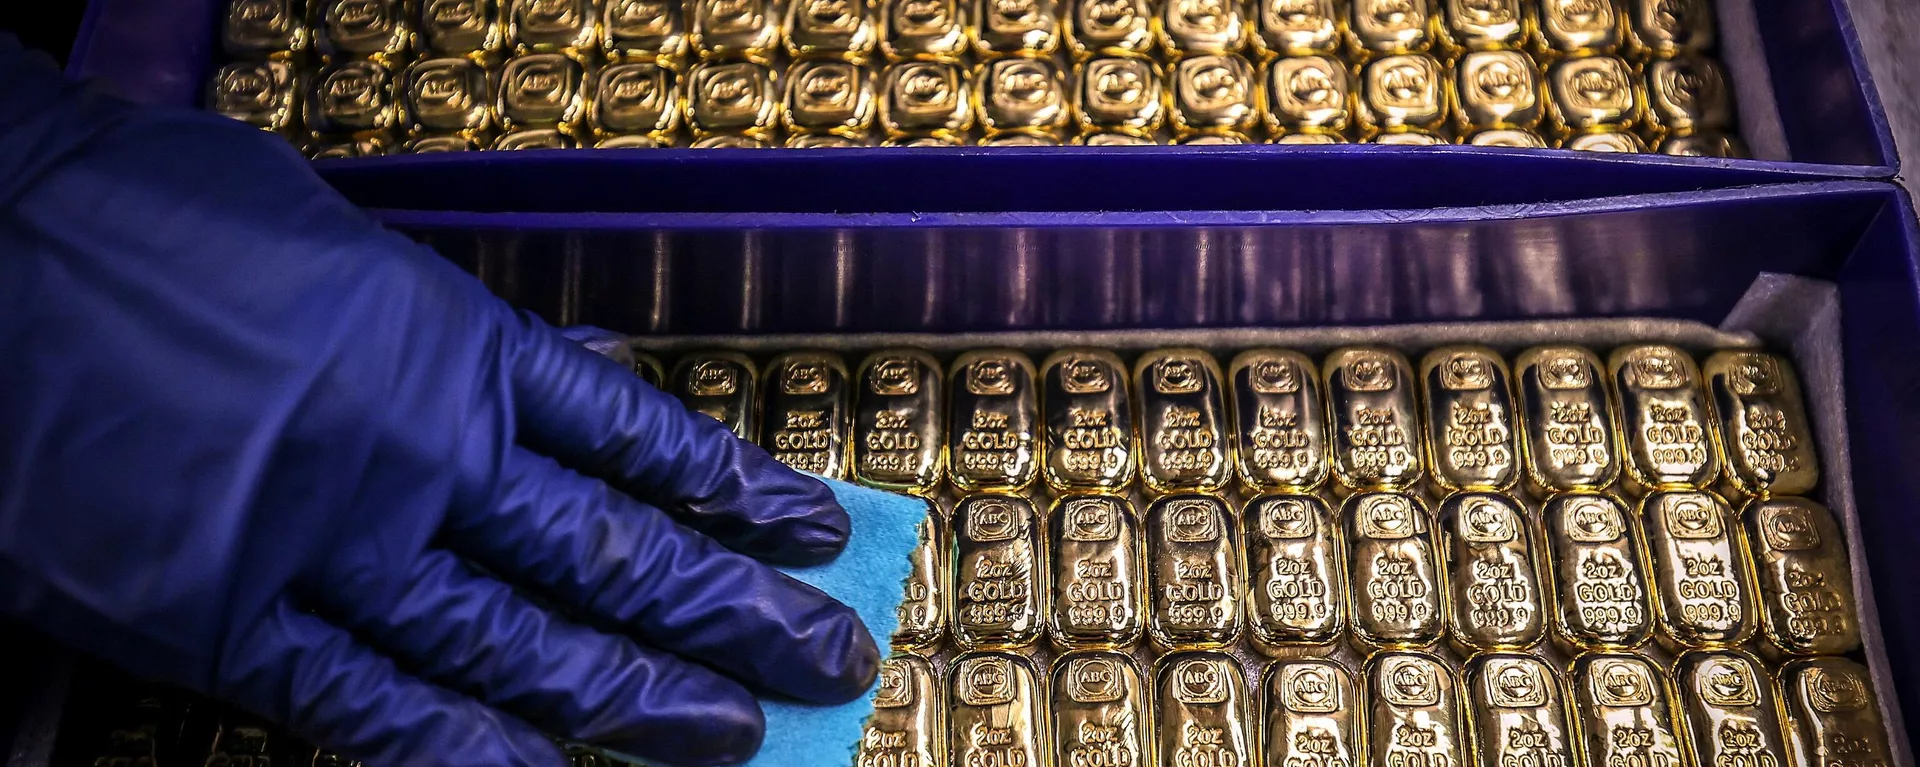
[1262,55,1351,137]
[1659,133,1743,157]
[689,0,783,61]
[1243,494,1345,652]
[689,133,771,146]
[1464,654,1577,767]
[307,59,401,135]
[1371,131,1446,145]
[1049,494,1147,648]
[954,493,1047,648]
[1611,344,1721,489]
[1358,54,1449,137]
[1155,652,1254,767]
[602,0,687,59]
[951,652,1051,767]
[787,133,870,145]
[1545,55,1641,138]
[419,0,505,55]
[1052,651,1151,767]
[1640,490,1756,648]
[976,57,1072,136]
[1569,653,1687,767]
[407,134,485,151]
[1249,0,1343,56]
[1325,347,1425,490]
[1145,495,1241,649]
[1516,345,1622,492]
[668,350,758,439]
[857,655,946,767]
[1345,491,1445,648]
[1042,349,1137,491]
[1625,0,1714,57]
[1366,652,1467,767]
[1067,0,1154,56]
[974,0,1062,55]
[895,508,949,650]
[1564,130,1645,151]
[1644,55,1732,140]
[687,59,780,137]
[223,0,308,56]
[1229,350,1330,492]
[494,126,578,147]
[497,53,587,130]
[507,0,597,52]
[1157,0,1247,56]
[1261,658,1360,767]
[211,60,303,134]
[854,349,946,493]
[1704,350,1820,499]
[1421,345,1520,491]
[1778,657,1893,767]
[1441,492,1546,651]
[1674,651,1790,767]
[1350,0,1441,54]
[1469,128,1547,147]
[1454,50,1543,134]
[950,350,1042,492]
[783,60,878,135]
[761,350,852,478]
[1134,349,1232,494]
[1075,57,1166,134]
[983,133,1062,145]
[1537,0,1622,55]
[403,58,495,135]
[1447,0,1529,50]
[784,0,878,58]
[880,61,976,136]
[1742,497,1861,655]
[886,133,970,145]
[314,0,412,60]
[1080,132,1160,144]
[590,61,680,137]
[1169,54,1260,137]
[1542,492,1653,649]
[881,0,970,60]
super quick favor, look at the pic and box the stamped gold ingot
[1068,0,1154,56]
[1421,345,1520,491]
[788,133,871,146]
[507,0,597,51]
[1454,50,1542,134]
[1243,494,1345,652]
[1742,497,1860,655]
[1674,651,1790,767]
[1146,495,1241,649]
[1470,128,1547,147]
[881,0,968,60]
[954,494,1046,649]
[1350,0,1440,53]
[669,351,758,439]
[1564,131,1645,151]
[1516,345,1622,492]
[857,655,944,767]
[1660,133,1744,157]
[493,127,578,148]
[307,59,400,135]
[1465,654,1578,767]
[1446,0,1528,50]
[976,57,1070,136]
[1261,659,1360,767]
[1042,349,1136,491]
[1080,132,1160,145]
[984,133,1060,145]
[1075,57,1165,134]
[974,0,1061,55]
[1542,492,1654,649]
[1626,0,1714,57]
[497,53,586,130]
[1441,492,1545,651]
[211,61,303,134]
[407,134,486,151]
[1778,657,1894,767]
[784,0,878,58]
[1569,653,1687,767]
[881,61,975,136]
[1158,0,1247,56]
[1156,652,1253,767]
[1371,131,1445,144]
[1134,349,1231,494]
[1644,55,1732,140]
[1262,56,1350,136]
[1049,494,1146,648]
[1546,55,1642,137]
[886,133,968,145]
[1366,652,1467,767]
[949,350,1041,492]
[1641,490,1756,648]
[688,60,779,138]
[761,350,851,479]
[1274,132,1345,143]
[893,507,948,650]
[1325,347,1424,490]
[315,0,411,60]
[603,0,688,59]
[590,62,680,137]
[951,652,1050,767]
[1358,53,1448,138]
[1230,350,1331,492]
[1052,651,1150,767]
[853,349,944,493]
[1537,0,1621,55]
[1611,344,1721,489]
[1250,0,1342,56]
[224,0,308,55]
[1169,54,1260,137]
[1345,491,1444,648]
[419,0,505,55]
[403,58,495,135]
[690,0,782,61]
[784,60,877,137]
[1705,351,1819,498]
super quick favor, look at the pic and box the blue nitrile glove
[0,36,878,767]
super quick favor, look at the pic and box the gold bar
[1146,494,1242,650]
[1324,347,1425,491]
[1350,0,1441,54]
[1067,0,1154,57]
[1742,497,1861,656]
[1243,494,1345,653]
[1641,490,1757,649]
[689,0,783,62]
[1074,57,1166,136]
[1249,0,1342,56]
[880,61,976,138]
[1464,654,1578,767]
[886,134,969,146]
[630,349,664,387]
[493,127,578,149]
[954,494,1047,649]
[854,349,945,493]
[1168,54,1261,139]
[976,57,1071,137]
[1469,128,1547,147]
[949,350,1042,492]
[223,0,307,56]
[1446,0,1528,50]
[1659,133,1744,158]
[668,351,758,440]
[589,62,681,140]
[420,0,505,57]
[973,0,1062,56]
[1230,350,1330,492]
[880,0,969,61]
[603,0,688,61]
[1536,0,1622,56]
[1611,344,1722,490]
[1078,132,1160,145]
[595,134,672,147]
[308,60,402,136]
[1041,349,1137,492]
[497,53,587,133]
[1454,50,1543,137]
[1564,131,1645,152]
[687,60,780,139]
[1261,658,1360,767]
[1181,134,1252,144]
[1516,345,1622,493]
[1357,54,1450,139]
[1541,492,1654,649]
[857,655,945,767]
[1157,0,1248,56]
[787,133,871,147]
[1778,657,1894,767]
[1440,491,1546,651]
[761,350,852,479]
[402,58,495,138]
[209,61,303,136]
[1421,345,1521,492]
[1569,652,1688,767]
[1704,350,1820,498]
[1365,652,1467,767]
[1134,349,1231,494]
[1052,651,1151,767]
[1261,55,1351,138]
[1544,55,1643,139]
[507,0,598,52]
[784,0,878,59]
[984,134,1062,145]
[1344,491,1444,648]
[1625,0,1714,57]
[951,652,1050,767]
[1049,494,1147,649]
[314,0,412,62]
[1643,55,1733,142]
[1370,131,1446,145]
[1674,651,1790,767]
[1155,652,1254,767]
[893,503,948,651]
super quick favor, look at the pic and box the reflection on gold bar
[314,0,412,61]
[1169,54,1260,138]
[1075,57,1166,136]
[1249,0,1342,56]
[1052,650,1151,767]
[854,349,946,494]
[1445,0,1528,50]
[954,494,1047,649]
[212,61,302,136]
[1640,490,1757,649]
[951,651,1050,767]
[1421,345,1521,492]
[1042,349,1137,492]
[949,350,1042,492]
[1324,347,1425,490]
[857,655,945,767]
[976,57,1072,137]
[602,0,688,61]
[783,61,878,138]
[1624,0,1714,57]
[1349,0,1440,54]
[1146,494,1242,650]
[309,60,402,135]
[1067,0,1154,56]
[783,0,878,59]
[973,0,1062,55]
[1742,497,1861,656]
[1157,0,1247,56]
[1156,652,1254,767]
[1778,657,1894,767]
[1357,54,1449,139]
[1644,56,1733,142]
[1570,653,1687,767]
[893,505,948,651]
[761,350,852,479]
[1541,492,1653,649]
[1262,55,1351,140]
[1365,652,1467,767]
[689,0,783,62]
[669,350,758,440]
[1135,349,1232,494]
[1261,658,1359,767]
[687,60,780,138]
[1464,654,1577,767]
[1536,0,1622,56]
[1229,350,1331,492]
[1704,350,1819,498]
[880,0,969,60]
[1516,345,1622,492]
[507,0,597,52]
[1544,55,1643,139]
[1454,50,1543,139]
[223,0,307,56]
[1611,344,1721,490]
[1243,494,1345,653]
[1674,651,1789,767]
[1049,494,1147,648]
[590,62,681,141]
[1344,491,1445,648]
[1440,492,1546,651]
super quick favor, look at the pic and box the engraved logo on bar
[1343,353,1395,392]
[1251,358,1301,394]
[690,361,739,396]
[1442,354,1494,391]
[610,0,674,32]
[782,360,830,394]
[966,499,1021,541]
[1491,662,1547,708]
[216,65,282,111]
[1089,61,1152,110]
[990,0,1043,28]
[1540,353,1590,390]
[1068,657,1124,703]
[1365,0,1418,25]
[1359,495,1416,539]
[1459,0,1513,21]
[1472,59,1529,104]
[1063,358,1113,394]
[873,661,914,708]
[1286,64,1339,110]
[707,0,764,28]
[427,0,481,28]
[1377,61,1434,108]
[1155,358,1203,394]
[968,358,1016,395]
[525,0,583,28]
[1065,499,1119,541]
[1729,354,1780,395]
[1665,497,1721,539]
[898,0,953,30]
[1168,500,1221,542]
[1566,499,1624,542]
[331,0,394,36]
[1385,659,1439,706]
[1806,667,1868,713]
[1660,63,1719,110]
[1630,350,1686,389]
[1761,507,1820,551]
[870,358,920,395]
[797,65,856,111]
[1174,0,1230,32]
[1174,658,1230,703]
[1593,660,1653,706]
[1701,660,1758,707]
[1653,0,1697,31]
[959,657,1015,705]
[1549,0,1608,28]
[1083,0,1138,30]
[803,0,859,30]
[1270,0,1325,24]
[1283,665,1339,713]
[411,64,478,121]
[1185,60,1248,108]
[1260,499,1315,539]
[1461,499,1517,543]
[1567,62,1630,110]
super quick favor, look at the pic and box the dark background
[4,1,87,65]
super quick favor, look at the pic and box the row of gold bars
[206,0,1746,154]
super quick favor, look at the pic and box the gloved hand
[0,36,877,767]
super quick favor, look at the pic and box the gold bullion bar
[402,58,495,138]
[1516,345,1622,493]
[1625,0,1714,57]
[1158,0,1247,56]
[1135,349,1231,494]
[1074,57,1166,136]
[1049,494,1146,648]
[687,60,780,139]
[954,493,1046,649]
[603,0,688,61]
[1181,134,1251,144]
[1674,651,1790,767]
[590,61,681,139]
[984,134,1060,145]
[508,0,597,52]
[1536,0,1622,56]
[307,59,402,136]
[420,0,505,57]
[1344,491,1445,648]
[1643,55,1732,142]
[1465,654,1578,767]
[210,61,303,136]
[880,0,969,61]
[761,351,852,479]
[1541,492,1654,649]
[854,349,945,493]
[1659,133,1744,157]
[857,655,945,767]
[497,53,587,132]
[1146,494,1242,650]
[1742,497,1861,656]
[785,0,878,59]
[314,0,412,62]
[894,502,947,651]
[1469,128,1546,147]
[975,57,1071,137]
[1169,53,1261,139]
[973,0,1062,56]
[1052,651,1151,767]
[1249,0,1342,57]
[1350,0,1441,54]
[1440,492,1546,651]
[690,0,783,62]
[1370,131,1446,145]
[788,132,870,147]
[1042,349,1136,492]
[1262,55,1351,138]
[669,351,758,439]
[1705,350,1820,499]
[1565,131,1645,152]
[951,651,1050,767]
[1421,345,1521,492]
[1068,0,1153,57]
[1445,0,1528,51]
[1569,652,1688,767]
[1641,490,1757,649]
[1366,652,1468,767]
[1156,652,1254,767]
[1453,49,1543,138]
[224,0,307,56]
[1611,344,1722,490]
[631,350,664,387]
[1230,350,1331,492]
[1357,54,1449,139]
[1544,55,1643,140]
[1244,494,1345,653]
[1779,657,1894,767]
[1324,347,1424,491]
[880,61,976,138]
[496,125,578,147]
[1079,132,1159,145]
[885,134,967,145]
[1261,658,1360,767]
[949,350,1041,492]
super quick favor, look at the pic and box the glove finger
[312,549,767,767]
[441,449,880,705]
[218,597,565,767]
[499,312,848,566]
